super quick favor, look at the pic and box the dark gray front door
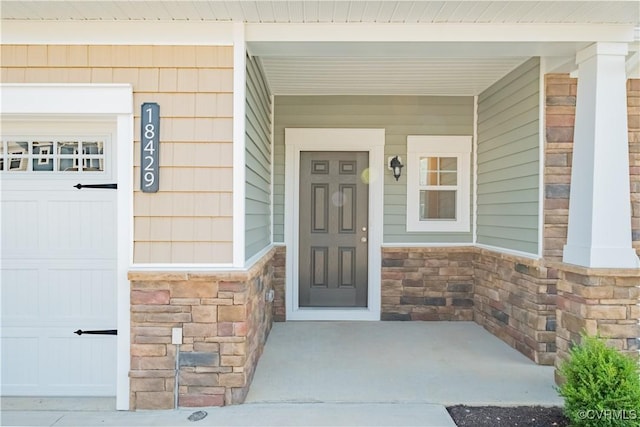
[299,151,369,307]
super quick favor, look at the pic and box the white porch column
[563,42,640,268]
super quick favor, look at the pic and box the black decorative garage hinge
[74,329,117,335]
[74,183,117,190]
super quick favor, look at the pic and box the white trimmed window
[406,135,472,232]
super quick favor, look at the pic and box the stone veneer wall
[629,79,640,255]
[128,248,276,409]
[554,263,640,373]
[544,75,640,259]
[544,74,576,262]
[272,246,287,322]
[380,247,556,365]
[474,249,557,365]
[381,247,475,321]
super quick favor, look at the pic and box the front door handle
[361,237,367,243]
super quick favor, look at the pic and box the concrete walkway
[2,322,561,427]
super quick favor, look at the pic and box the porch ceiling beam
[245,23,636,43]
[248,41,589,58]
[2,20,634,46]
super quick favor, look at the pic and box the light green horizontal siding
[476,57,540,254]
[245,56,272,260]
[273,95,474,244]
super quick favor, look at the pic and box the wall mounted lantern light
[388,156,404,181]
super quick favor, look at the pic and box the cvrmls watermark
[578,409,638,421]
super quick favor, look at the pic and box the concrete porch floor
[1,322,562,427]
[246,321,563,406]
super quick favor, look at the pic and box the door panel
[299,152,368,307]
[1,185,117,396]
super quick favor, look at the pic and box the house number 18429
[141,103,160,193]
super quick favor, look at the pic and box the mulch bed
[447,405,569,427]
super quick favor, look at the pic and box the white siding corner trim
[284,128,384,321]
[233,23,247,267]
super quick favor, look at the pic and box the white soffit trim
[1,20,234,45]
[246,23,636,43]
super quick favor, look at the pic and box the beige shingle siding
[1,44,234,263]
[477,57,540,255]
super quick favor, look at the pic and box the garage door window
[1,139,105,173]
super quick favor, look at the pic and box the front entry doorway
[284,128,384,321]
[298,151,369,307]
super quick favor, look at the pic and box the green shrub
[557,334,640,427]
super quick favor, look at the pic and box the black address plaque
[141,102,160,193]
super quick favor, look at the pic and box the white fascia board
[1,20,234,45]
[246,23,636,43]
[1,84,133,115]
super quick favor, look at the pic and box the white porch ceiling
[258,56,528,95]
[1,1,638,25]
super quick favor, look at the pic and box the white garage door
[1,130,117,396]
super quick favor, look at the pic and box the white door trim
[284,128,384,321]
[0,84,133,410]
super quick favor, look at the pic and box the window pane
[33,141,54,172]
[439,172,457,185]
[8,157,27,171]
[58,141,78,155]
[58,142,79,171]
[83,158,104,172]
[440,157,457,171]
[7,142,28,171]
[81,141,104,171]
[420,190,456,220]
[420,157,458,186]
[33,158,54,171]
[83,141,104,155]
[33,141,53,155]
[419,158,428,185]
